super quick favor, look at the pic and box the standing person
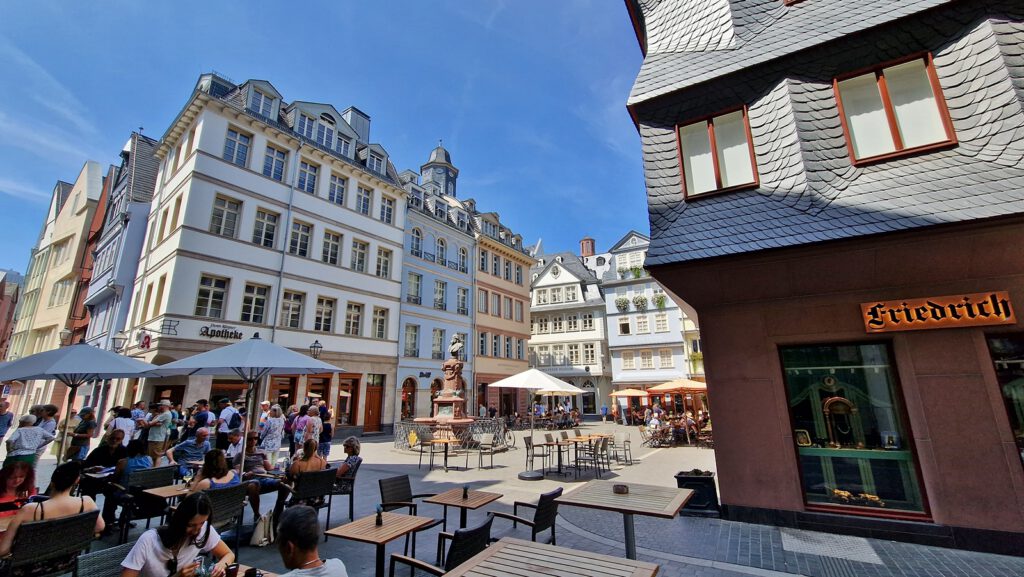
[301,406,321,446]
[259,404,285,468]
[144,400,173,464]
[275,506,349,577]
[258,401,271,425]
[54,408,79,459]
[35,404,59,461]
[316,410,332,459]
[5,415,54,468]
[185,399,212,440]
[488,404,497,419]
[119,492,235,577]
[601,404,609,422]
[68,407,99,462]
[130,401,147,422]
[106,407,137,446]
[0,402,15,455]
[611,403,620,425]
[284,405,299,459]
[214,398,239,450]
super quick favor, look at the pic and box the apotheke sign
[199,324,245,339]
[861,291,1015,333]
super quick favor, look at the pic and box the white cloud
[0,37,98,137]
[0,111,100,165]
[0,177,50,203]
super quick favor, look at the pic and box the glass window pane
[838,74,896,159]
[780,342,924,513]
[885,59,947,149]
[679,122,717,195]
[713,111,754,188]
[986,334,1024,470]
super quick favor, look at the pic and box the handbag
[250,511,275,547]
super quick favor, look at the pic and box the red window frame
[833,53,957,166]
[674,106,759,201]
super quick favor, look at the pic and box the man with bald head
[165,427,211,477]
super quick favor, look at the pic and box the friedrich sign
[861,292,1015,333]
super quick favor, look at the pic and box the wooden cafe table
[143,483,192,500]
[444,537,659,577]
[326,511,436,577]
[424,488,502,529]
[556,480,693,560]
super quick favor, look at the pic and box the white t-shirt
[217,406,239,433]
[280,558,348,577]
[121,525,222,577]
[108,417,136,446]
[7,426,55,456]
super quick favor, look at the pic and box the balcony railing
[434,300,447,311]
[406,295,421,305]
[410,248,422,258]
[457,306,469,315]
[422,252,435,263]
[431,351,444,360]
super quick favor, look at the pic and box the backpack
[227,410,242,430]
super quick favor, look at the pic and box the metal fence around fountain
[393,418,511,451]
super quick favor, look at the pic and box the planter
[674,469,721,516]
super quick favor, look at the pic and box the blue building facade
[397,146,476,418]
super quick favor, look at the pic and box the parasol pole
[56,379,82,462]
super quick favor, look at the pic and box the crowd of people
[0,396,361,577]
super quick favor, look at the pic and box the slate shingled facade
[626,0,1024,555]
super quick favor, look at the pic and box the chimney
[342,106,371,143]
[580,237,595,257]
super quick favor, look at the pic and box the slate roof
[531,251,599,283]
[628,0,953,105]
[629,0,1024,265]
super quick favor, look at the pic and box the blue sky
[0,1,645,272]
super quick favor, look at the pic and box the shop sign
[199,323,244,340]
[861,291,1015,333]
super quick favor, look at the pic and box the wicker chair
[611,432,633,465]
[523,436,549,472]
[490,487,562,545]
[113,465,176,544]
[0,510,99,577]
[328,459,361,523]
[204,484,248,557]
[74,541,136,577]
[473,433,496,470]
[378,475,443,555]
[576,437,610,478]
[388,513,494,576]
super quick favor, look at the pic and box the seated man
[242,432,281,519]
[80,429,126,498]
[224,429,243,469]
[165,427,211,477]
[276,506,348,577]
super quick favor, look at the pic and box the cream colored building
[5,162,103,414]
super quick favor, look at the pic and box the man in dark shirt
[184,399,212,440]
[80,429,127,498]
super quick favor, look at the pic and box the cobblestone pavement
[32,420,1024,577]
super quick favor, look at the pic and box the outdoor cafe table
[556,480,693,560]
[424,488,502,528]
[444,536,659,577]
[143,483,192,500]
[326,511,435,577]
[429,438,461,472]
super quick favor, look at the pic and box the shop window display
[985,333,1024,469]
[780,342,925,513]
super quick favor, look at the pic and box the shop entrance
[337,376,358,426]
[269,376,296,409]
[400,378,417,420]
[581,380,596,414]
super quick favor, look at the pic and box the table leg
[623,513,637,560]
[444,443,449,472]
[460,507,468,528]
[375,543,385,577]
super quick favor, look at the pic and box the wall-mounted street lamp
[59,328,73,347]
[309,340,323,360]
[111,331,128,353]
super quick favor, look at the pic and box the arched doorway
[401,378,417,420]
[581,380,596,414]
[430,379,443,416]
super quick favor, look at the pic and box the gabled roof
[628,0,951,105]
[531,252,598,285]
[608,230,650,253]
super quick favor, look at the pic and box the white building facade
[528,249,610,415]
[126,74,406,435]
[396,146,475,420]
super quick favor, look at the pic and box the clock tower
[420,142,459,197]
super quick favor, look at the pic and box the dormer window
[368,153,384,174]
[297,113,316,139]
[316,114,335,149]
[336,136,351,158]
[435,202,448,220]
[251,89,273,117]
[457,212,467,229]
[410,190,423,208]
[677,107,757,198]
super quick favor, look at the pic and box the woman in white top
[259,404,286,468]
[121,492,234,577]
[4,415,54,467]
[105,407,137,446]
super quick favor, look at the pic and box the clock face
[434,168,444,176]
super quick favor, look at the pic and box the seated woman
[120,492,235,577]
[0,462,104,556]
[80,430,127,499]
[190,449,239,493]
[0,462,35,517]
[272,440,326,527]
[333,436,362,483]
[101,439,154,529]
[241,432,279,519]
